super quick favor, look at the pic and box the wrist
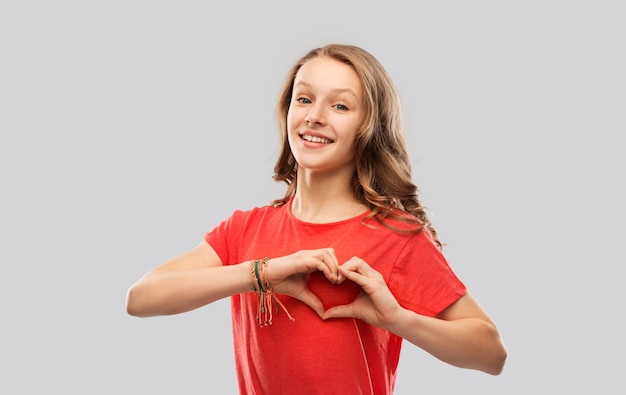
[249,257,295,326]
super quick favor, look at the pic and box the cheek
[286,111,297,141]
[342,124,360,160]
[285,114,303,155]
[286,108,300,133]
[336,116,362,139]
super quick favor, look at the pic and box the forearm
[126,261,252,317]
[388,308,507,375]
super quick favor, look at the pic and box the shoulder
[233,202,285,217]
[364,209,441,249]
[370,208,429,233]
[227,203,286,226]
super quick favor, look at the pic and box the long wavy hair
[271,44,442,249]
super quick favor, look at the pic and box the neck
[291,167,369,223]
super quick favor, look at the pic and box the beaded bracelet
[250,257,294,326]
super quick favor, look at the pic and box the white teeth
[301,134,332,144]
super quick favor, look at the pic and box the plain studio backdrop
[1,1,624,394]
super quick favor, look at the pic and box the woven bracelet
[252,257,294,326]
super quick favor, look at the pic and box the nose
[305,104,325,126]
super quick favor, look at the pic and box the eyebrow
[293,81,359,99]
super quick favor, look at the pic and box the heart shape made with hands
[306,270,361,310]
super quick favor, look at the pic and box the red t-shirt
[205,200,466,395]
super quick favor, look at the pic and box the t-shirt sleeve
[387,230,467,317]
[204,210,245,266]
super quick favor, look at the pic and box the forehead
[294,56,362,95]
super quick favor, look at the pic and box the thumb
[322,303,354,320]
[292,289,325,318]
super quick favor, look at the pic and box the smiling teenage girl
[126,43,507,394]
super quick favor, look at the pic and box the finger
[338,261,381,290]
[341,256,376,274]
[305,256,335,284]
[293,288,325,318]
[317,248,341,284]
[322,303,354,320]
[338,265,367,286]
[321,247,339,267]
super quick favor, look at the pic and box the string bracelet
[250,257,294,327]
[249,260,263,324]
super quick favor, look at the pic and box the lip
[298,130,334,144]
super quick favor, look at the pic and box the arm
[322,257,508,375]
[389,293,507,375]
[126,243,342,318]
[126,242,251,317]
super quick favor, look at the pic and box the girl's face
[287,56,364,175]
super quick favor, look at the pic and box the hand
[322,256,404,329]
[266,248,341,317]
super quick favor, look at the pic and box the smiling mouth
[300,134,333,144]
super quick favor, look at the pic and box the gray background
[1,1,624,394]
